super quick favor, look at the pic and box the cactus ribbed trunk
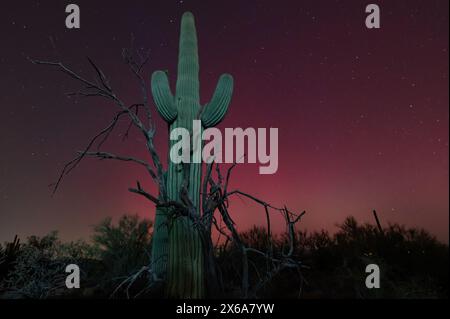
[165,12,203,298]
[151,11,234,298]
[151,206,168,280]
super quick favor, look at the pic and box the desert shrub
[294,217,449,298]
[0,235,21,282]
[91,214,153,293]
[1,214,446,299]
[0,215,153,299]
[0,231,93,299]
[215,217,448,299]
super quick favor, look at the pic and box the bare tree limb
[49,103,141,194]
[29,53,168,198]
[82,151,157,181]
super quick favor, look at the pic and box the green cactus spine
[151,11,233,298]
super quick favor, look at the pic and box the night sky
[0,0,448,243]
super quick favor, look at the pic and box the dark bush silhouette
[0,235,20,282]
[0,215,447,299]
[0,232,93,298]
[216,217,448,298]
[86,214,153,297]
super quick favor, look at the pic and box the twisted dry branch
[29,49,167,197]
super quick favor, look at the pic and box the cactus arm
[151,70,177,122]
[201,74,233,128]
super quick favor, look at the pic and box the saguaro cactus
[151,12,233,298]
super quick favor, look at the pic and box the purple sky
[0,0,448,243]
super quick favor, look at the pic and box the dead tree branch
[29,47,167,198]
[372,210,383,233]
[199,160,307,298]
[82,151,157,181]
